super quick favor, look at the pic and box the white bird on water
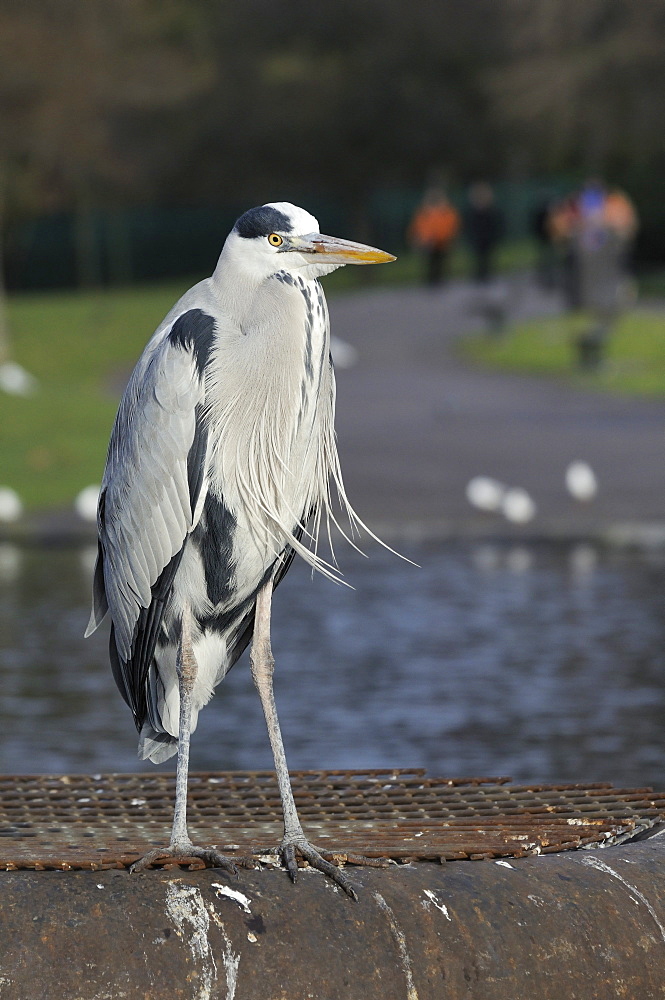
[74,484,101,522]
[85,203,395,897]
[565,461,598,502]
[0,486,23,522]
[501,487,536,524]
[466,476,506,513]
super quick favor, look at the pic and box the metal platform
[0,768,663,871]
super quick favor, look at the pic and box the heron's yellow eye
[268,233,283,247]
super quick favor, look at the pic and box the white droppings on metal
[580,855,665,945]
[165,882,217,1000]
[247,932,258,943]
[422,889,452,921]
[495,860,515,869]
[211,883,252,913]
[374,892,419,1000]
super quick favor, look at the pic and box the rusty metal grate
[0,769,663,871]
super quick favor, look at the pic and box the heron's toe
[196,847,240,876]
[129,843,239,875]
[281,842,300,883]
[280,838,359,900]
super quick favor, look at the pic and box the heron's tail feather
[138,724,178,764]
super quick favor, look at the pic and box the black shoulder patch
[234,205,293,239]
[168,309,216,378]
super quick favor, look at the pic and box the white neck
[211,236,343,323]
[210,242,265,325]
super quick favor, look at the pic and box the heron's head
[220,202,395,282]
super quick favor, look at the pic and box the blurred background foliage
[2,0,665,291]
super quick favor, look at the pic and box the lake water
[0,539,664,791]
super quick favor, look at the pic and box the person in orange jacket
[408,188,461,286]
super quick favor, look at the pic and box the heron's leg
[169,600,199,849]
[130,604,238,875]
[250,579,359,899]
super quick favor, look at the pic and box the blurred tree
[488,0,665,178]
[487,0,665,258]
[0,0,216,286]
[2,0,665,287]
[166,1,502,209]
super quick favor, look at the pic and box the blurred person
[575,178,637,247]
[604,186,639,278]
[547,194,580,244]
[570,180,639,369]
[577,177,607,228]
[548,194,582,307]
[603,187,638,242]
[465,182,504,282]
[408,187,460,286]
[573,179,638,284]
[531,194,559,288]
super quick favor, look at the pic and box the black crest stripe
[234,205,293,239]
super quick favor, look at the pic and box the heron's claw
[282,842,300,884]
[130,842,239,875]
[280,838,359,900]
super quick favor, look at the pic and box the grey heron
[86,202,395,897]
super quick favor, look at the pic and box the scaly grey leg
[250,578,359,899]
[131,603,238,875]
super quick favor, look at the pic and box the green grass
[637,269,665,299]
[0,281,186,511]
[462,309,665,396]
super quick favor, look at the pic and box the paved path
[329,277,665,541]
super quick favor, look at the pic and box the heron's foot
[279,836,389,900]
[130,841,240,875]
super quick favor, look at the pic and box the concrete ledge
[1,835,663,999]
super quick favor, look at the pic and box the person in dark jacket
[465,182,504,282]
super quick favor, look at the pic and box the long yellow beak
[290,233,396,265]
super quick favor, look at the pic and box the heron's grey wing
[88,309,216,722]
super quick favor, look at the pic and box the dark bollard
[1,835,664,999]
